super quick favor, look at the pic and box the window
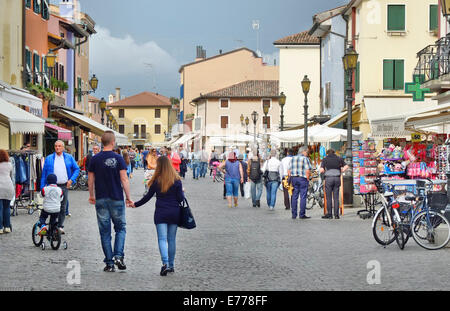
[25,0,31,8]
[220,116,228,129]
[33,53,40,84]
[387,5,405,32]
[155,124,161,134]
[33,0,41,14]
[141,125,146,138]
[430,5,438,32]
[220,99,229,108]
[60,64,64,82]
[119,125,125,134]
[155,109,161,118]
[25,49,32,83]
[42,0,49,20]
[263,116,271,129]
[77,77,82,102]
[119,109,124,118]
[383,59,404,90]
[355,62,360,93]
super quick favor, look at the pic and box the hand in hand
[89,197,96,205]
[126,199,135,208]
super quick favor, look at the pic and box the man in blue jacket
[41,140,80,233]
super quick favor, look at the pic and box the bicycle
[72,170,88,191]
[306,171,324,210]
[32,220,68,251]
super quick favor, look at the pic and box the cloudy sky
[52,0,348,100]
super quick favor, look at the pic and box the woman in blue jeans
[218,152,244,208]
[0,150,14,234]
[262,149,281,211]
[131,156,185,276]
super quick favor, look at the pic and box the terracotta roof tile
[107,92,171,107]
[194,80,279,100]
[274,31,320,45]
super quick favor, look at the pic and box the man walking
[247,148,263,208]
[41,140,79,233]
[200,147,209,178]
[280,149,293,210]
[320,149,348,219]
[191,148,201,180]
[288,146,312,219]
[88,131,132,272]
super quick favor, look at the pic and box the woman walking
[0,150,14,234]
[130,156,185,276]
[262,149,281,211]
[122,150,132,178]
[219,152,244,208]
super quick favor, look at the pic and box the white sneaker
[0,229,3,234]
[4,228,11,233]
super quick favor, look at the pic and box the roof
[179,48,260,73]
[273,31,320,45]
[192,80,279,101]
[309,5,347,37]
[107,92,171,108]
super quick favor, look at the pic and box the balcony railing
[414,35,450,84]
[128,133,150,140]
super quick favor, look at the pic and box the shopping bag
[179,199,196,230]
[244,182,251,199]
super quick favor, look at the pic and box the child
[38,174,63,236]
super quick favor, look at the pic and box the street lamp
[108,114,113,129]
[301,75,311,147]
[251,111,258,145]
[262,101,270,153]
[105,109,111,127]
[440,0,450,17]
[76,74,99,96]
[342,45,359,208]
[245,117,250,135]
[240,114,245,126]
[279,92,286,131]
[99,97,106,125]
[46,52,57,69]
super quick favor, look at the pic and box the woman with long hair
[122,150,132,178]
[130,156,185,276]
[0,150,14,234]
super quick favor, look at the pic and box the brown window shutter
[221,99,229,108]
[221,116,228,128]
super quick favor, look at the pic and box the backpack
[249,159,262,182]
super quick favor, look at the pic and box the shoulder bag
[179,198,196,230]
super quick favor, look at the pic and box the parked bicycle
[306,170,324,210]
[72,170,88,191]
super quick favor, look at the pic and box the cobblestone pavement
[2,168,450,291]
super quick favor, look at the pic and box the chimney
[195,45,206,61]
[115,88,121,102]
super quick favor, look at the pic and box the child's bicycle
[32,221,68,251]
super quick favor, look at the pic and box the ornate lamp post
[301,75,311,147]
[342,45,359,207]
[240,114,245,127]
[251,111,258,146]
[76,74,99,96]
[440,0,450,17]
[105,109,110,127]
[245,117,250,135]
[262,101,270,153]
[99,97,106,125]
[46,52,57,69]
[279,92,286,132]
[108,114,113,129]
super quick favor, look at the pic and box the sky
[51,0,349,100]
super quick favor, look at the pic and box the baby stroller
[32,219,68,251]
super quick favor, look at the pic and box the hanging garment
[15,155,27,184]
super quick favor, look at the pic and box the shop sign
[371,119,407,137]
[411,133,422,142]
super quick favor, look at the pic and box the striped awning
[0,97,44,134]
[45,123,73,140]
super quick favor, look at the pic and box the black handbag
[179,199,196,230]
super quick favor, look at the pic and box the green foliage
[26,83,55,102]
[50,77,69,91]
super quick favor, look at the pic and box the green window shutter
[25,0,31,8]
[33,0,41,14]
[430,5,438,31]
[77,77,82,102]
[388,5,405,31]
[355,62,360,93]
[383,60,394,90]
[394,60,404,90]
[42,0,49,20]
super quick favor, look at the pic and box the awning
[175,133,198,145]
[404,103,450,134]
[323,107,360,128]
[0,84,43,116]
[269,125,363,143]
[45,123,73,140]
[0,97,44,134]
[56,109,130,146]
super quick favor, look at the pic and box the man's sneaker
[104,265,115,272]
[66,213,72,217]
[58,228,65,235]
[114,257,127,270]
[0,229,3,234]
[167,267,175,273]
[38,225,48,236]
[4,227,11,233]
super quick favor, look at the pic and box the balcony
[128,133,150,140]
[414,35,450,91]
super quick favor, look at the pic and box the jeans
[250,180,263,205]
[192,160,200,179]
[225,178,240,197]
[200,161,208,177]
[65,200,69,216]
[95,198,127,266]
[325,176,341,217]
[39,210,59,231]
[0,199,11,229]
[57,185,68,228]
[266,181,280,208]
[291,177,309,218]
[156,223,178,268]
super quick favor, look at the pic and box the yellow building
[107,92,171,149]
[339,0,439,142]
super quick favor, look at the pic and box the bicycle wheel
[395,224,406,250]
[372,207,396,246]
[411,211,450,250]
[306,194,315,210]
[50,228,61,250]
[32,223,43,247]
